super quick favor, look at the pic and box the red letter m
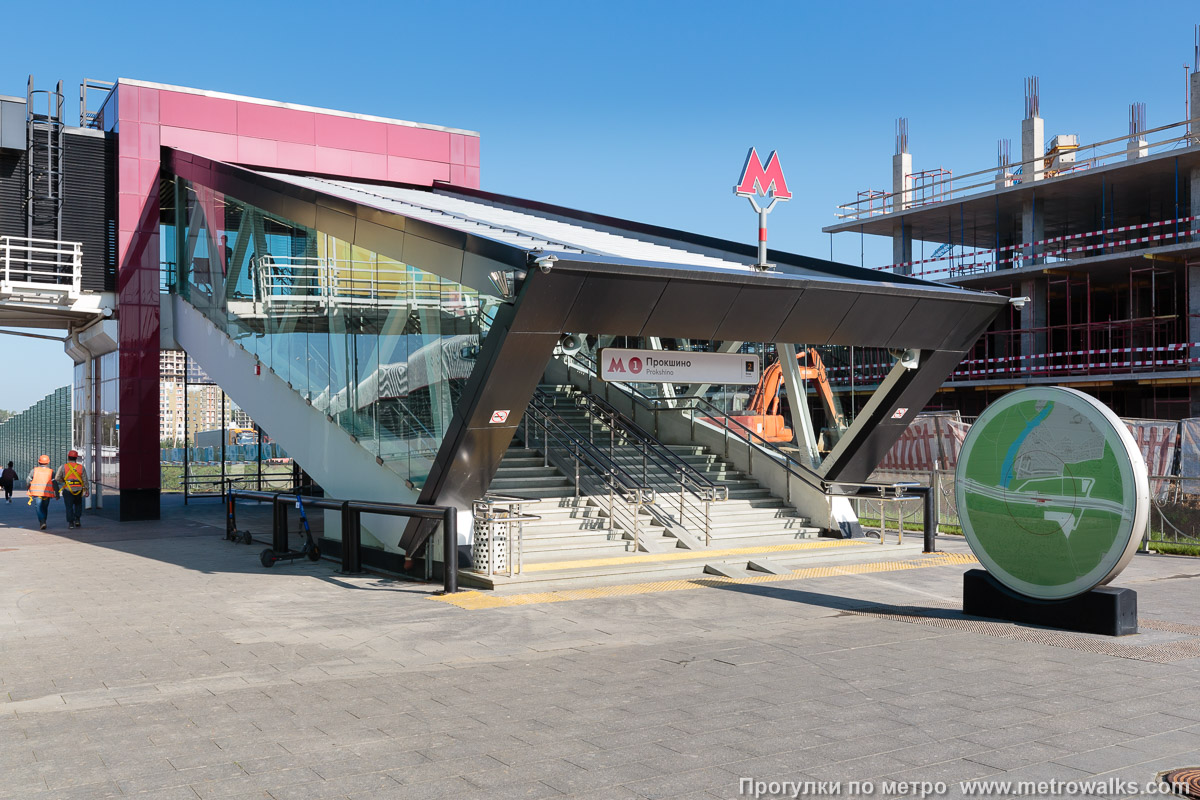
[734,148,792,199]
[608,357,625,374]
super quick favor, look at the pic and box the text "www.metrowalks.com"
[740,777,1188,798]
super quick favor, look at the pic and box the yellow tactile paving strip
[521,538,869,573]
[433,552,980,610]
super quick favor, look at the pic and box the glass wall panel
[168,176,498,490]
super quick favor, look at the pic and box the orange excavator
[724,348,846,445]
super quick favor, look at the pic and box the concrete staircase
[466,390,872,592]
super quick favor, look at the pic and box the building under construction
[824,31,1200,421]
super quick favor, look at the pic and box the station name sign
[597,348,760,385]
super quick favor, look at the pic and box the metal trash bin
[471,495,540,577]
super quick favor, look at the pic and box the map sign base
[962,569,1138,637]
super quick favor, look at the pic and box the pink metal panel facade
[107,80,481,516]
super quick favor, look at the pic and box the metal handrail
[523,394,654,551]
[562,350,940,550]
[471,494,542,577]
[228,488,459,592]
[564,352,827,498]
[548,386,727,545]
[833,115,1200,221]
[252,255,459,311]
[570,389,729,503]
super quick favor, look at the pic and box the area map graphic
[956,387,1147,600]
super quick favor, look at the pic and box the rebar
[1024,75,1040,119]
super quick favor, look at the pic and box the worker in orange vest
[56,450,89,530]
[26,454,58,531]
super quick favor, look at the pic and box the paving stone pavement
[2,492,1200,799]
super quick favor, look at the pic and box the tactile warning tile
[846,604,1200,663]
[434,552,978,610]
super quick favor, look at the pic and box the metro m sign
[734,148,792,201]
[734,147,792,270]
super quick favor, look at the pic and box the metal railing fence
[0,236,82,298]
[835,116,1200,222]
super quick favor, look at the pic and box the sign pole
[758,207,768,269]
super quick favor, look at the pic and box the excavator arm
[734,347,846,445]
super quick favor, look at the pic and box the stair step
[695,518,813,534]
[705,528,822,544]
[493,466,561,479]
[494,487,578,499]
[523,535,633,550]
[725,488,774,499]
[523,545,636,563]
[521,526,630,542]
[523,502,606,515]
[499,456,547,467]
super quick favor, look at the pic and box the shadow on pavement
[0,490,437,591]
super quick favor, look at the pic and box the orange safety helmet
[67,450,79,459]
[37,455,49,465]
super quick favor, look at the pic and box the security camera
[1010,296,1031,310]
[534,253,558,274]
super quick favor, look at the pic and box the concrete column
[1021,196,1045,267]
[1191,166,1200,242]
[892,152,913,274]
[1127,136,1148,161]
[1018,278,1047,372]
[891,223,913,274]
[892,152,912,211]
[1021,116,1044,183]
[1189,265,1200,375]
[1191,71,1200,145]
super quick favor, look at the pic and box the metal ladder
[25,77,65,246]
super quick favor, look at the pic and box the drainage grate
[1160,767,1200,798]
[845,604,1200,664]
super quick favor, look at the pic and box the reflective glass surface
[165,177,500,489]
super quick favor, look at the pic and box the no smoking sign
[489,410,510,424]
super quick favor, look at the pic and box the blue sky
[2,0,1198,412]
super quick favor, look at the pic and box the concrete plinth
[963,568,1138,637]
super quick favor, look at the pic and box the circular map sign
[955,387,1148,600]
